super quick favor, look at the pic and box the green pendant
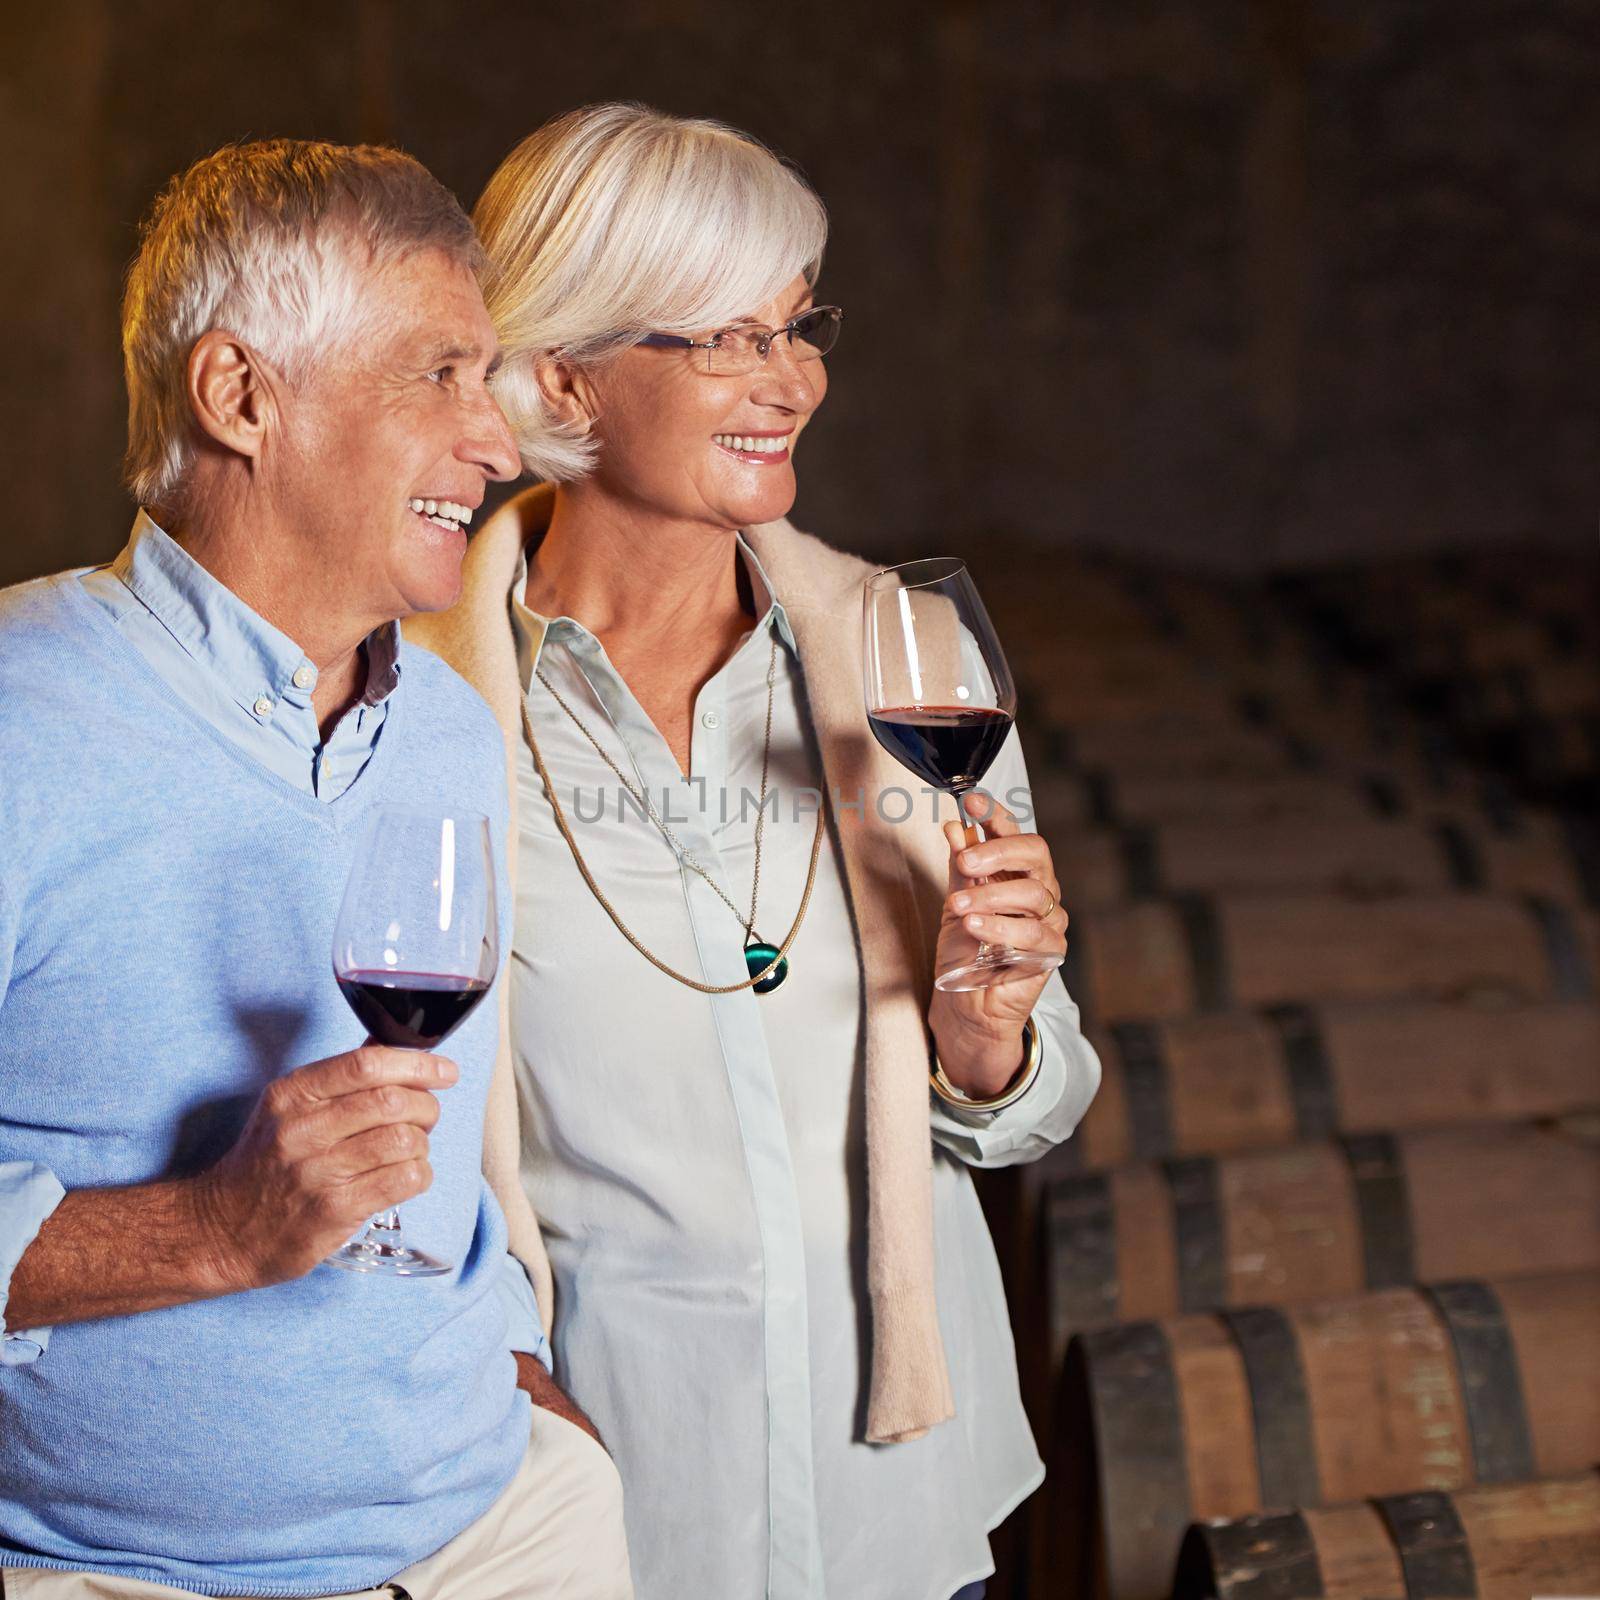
[744,938,789,994]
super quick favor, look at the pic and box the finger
[311,1120,431,1182]
[289,1046,458,1104]
[339,1157,434,1220]
[957,831,1055,881]
[289,1083,443,1158]
[949,878,1064,922]
[960,788,1021,837]
[960,909,1067,953]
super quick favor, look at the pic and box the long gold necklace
[519,635,824,995]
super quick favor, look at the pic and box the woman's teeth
[713,434,788,455]
[407,497,473,531]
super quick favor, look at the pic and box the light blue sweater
[0,571,530,1595]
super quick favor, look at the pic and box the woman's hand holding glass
[927,790,1069,1100]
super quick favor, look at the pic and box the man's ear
[533,352,601,433]
[186,330,277,463]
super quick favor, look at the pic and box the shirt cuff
[497,1251,553,1372]
[0,1161,66,1365]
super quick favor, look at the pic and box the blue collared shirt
[0,512,546,1368]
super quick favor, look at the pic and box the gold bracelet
[930,1017,1042,1114]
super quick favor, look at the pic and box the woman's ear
[533,352,600,433]
[186,330,278,463]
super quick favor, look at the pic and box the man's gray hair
[122,138,481,510]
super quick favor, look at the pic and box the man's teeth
[713,434,787,454]
[407,497,474,527]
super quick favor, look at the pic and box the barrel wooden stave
[1495,1272,1600,1479]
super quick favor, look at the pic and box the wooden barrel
[1047,815,1599,909]
[1038,1122,1600,1363]
[1042,1271,1600,1600]
[1027,764,1547,845]
[1064,892,1600,1027]
[1453,658,1600,725]
[1057,1000,1600,1173]
[1172,1471,1600,1599]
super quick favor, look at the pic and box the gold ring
[1038,889,1056,921]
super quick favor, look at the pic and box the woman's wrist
[930,1017,1041,1110]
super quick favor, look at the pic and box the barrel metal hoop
[1423,1279,1536,1484]
[1432,820,1487,890]
[1373,1489,1478,1599]
[1163,1156,1228,1312]
[1108,1022,1174,1160]
[1119,826,1163,898]
[1525,894,1594,1000]
[1361,772,1405,817]
[1477,777,1520,835]
[1561,814,1600,907]
[1084,767,1118,827]
[1081,1321,1192,1597]
[1219,1306,1322,1510]
[1176,1509,1325,1600]
[1339,1132,1416,1289]
[1061,913,1094,1030]
[1044,1173,1119,1350]
[1174,893,1231,1012]
[1262,1003,1340,1142]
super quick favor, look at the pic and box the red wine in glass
[863,558,1062,991]
[336,972,491,1051]
[865,705,1015,795]
[330,805,498,1278]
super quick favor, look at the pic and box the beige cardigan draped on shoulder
[406,488,959,1443]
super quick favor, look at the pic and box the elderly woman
[409,104,1100,1600]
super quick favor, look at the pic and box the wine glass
[329,804,498,1277]
[863,557,1064,992]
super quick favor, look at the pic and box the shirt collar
[114,509,402,718]
[508,530,796,690]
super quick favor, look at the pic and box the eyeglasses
[637,305,842,376]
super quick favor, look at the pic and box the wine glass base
[935,947,1064,993]
[326,1239,452,1277]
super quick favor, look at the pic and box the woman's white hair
[474,103,829,483]
[122,139,480,511]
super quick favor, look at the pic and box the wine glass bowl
[329,804,498,1277]
[863,558,1063,992]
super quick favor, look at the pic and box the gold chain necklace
[519,635,825,994]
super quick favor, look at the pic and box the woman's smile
[710,430,793,463]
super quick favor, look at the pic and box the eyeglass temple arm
[637,332,710,351]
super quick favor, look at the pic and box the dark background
[3,0,1596,590]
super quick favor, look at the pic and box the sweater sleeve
[0,877,66,1362]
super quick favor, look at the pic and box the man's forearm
[514,1350,607,1449]
[7,1180,233,1330]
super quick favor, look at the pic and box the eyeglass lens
[707,307,841,374]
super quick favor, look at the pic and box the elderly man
[0,141,632,1598]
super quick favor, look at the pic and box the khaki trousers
[3,1408,633,1600]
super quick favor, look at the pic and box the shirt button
[701,710,722,730]
[293,665,316,690]
[252,695,274,719]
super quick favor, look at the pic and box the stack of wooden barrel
[975,546,1600,1600]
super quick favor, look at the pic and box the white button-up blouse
[504,536,1100,1600]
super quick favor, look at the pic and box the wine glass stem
[953,787,1005,963]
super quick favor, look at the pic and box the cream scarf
[406,488,958,1442]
